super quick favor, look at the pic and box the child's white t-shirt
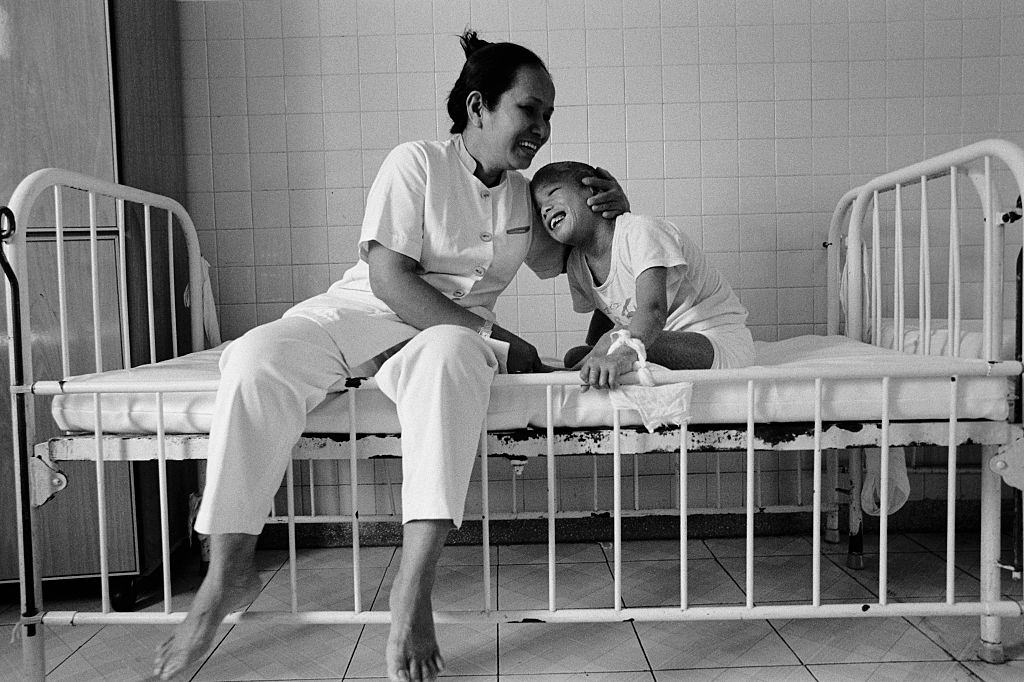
[565,213,748,333]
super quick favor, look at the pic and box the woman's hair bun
[459,29,490,57]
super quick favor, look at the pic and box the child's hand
[582,167,630,219]
[578,349,635,391]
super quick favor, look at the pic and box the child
[530,161,754,390]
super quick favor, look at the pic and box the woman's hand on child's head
[581,167,630,219]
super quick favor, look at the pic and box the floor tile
[346,623,497,678]
[817,533,926,558]
[499,561,613,610]
[250,566,387,613]
[637,620,800,670]
[613,539,714,562]
[905,532,983,554]
[502,673,652,680]
[0,623,101,679]
[963,659,1024,681]
[498,541,607,565]
[837,552,981,601]
[293,545,396,570]
[717,554,876,603]
[499,622,648,674]
[772,617,952,664]
[906,614,1024,662]
[374,563,496,613]
[195,623,362,680]
[44,623,226,682]
[618,558,745,608]
[705,535,818,558]
[395,543,496,567]
[808,660,977,680]
[654,665,814,680]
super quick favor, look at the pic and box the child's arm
[578,266,667,389]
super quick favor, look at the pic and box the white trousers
[194,317,500,535]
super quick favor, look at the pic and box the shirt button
[472,266,485,277]
[480,232,492,242]
[452,290,465,298]
[480,190,490,199]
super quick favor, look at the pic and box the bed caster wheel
[978,640,1005,664]
[846,553,864,570]
[109,577,138,612]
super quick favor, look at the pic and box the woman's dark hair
[446,29,549,134]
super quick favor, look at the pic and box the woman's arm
[366,241,547,372]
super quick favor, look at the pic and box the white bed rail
[826,138,1024,361]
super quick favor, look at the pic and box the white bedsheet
[874,318,1016,360]
[51,335,1010,435]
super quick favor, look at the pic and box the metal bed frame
[6,140,1024,679]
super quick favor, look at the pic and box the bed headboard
[826,138,1024,362]
[2,168,213,390]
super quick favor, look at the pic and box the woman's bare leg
[153,533,262,680]
[387,519,449,682]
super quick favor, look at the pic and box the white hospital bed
[6,139,1024,679]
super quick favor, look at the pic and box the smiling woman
[153,28,630,682]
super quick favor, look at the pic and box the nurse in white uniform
[155,30,629,682]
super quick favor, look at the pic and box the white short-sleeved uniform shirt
[284,135,564,367]
[566,213,748,334]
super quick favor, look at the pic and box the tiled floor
[2,532,1023,680]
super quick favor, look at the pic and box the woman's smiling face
[475,65,555,179]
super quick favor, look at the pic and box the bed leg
[847,449,865,570]
[979,445,1006,663]
[20,621,45,681]
[824,450,840,544]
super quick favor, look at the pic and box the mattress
[50,335,1011,435]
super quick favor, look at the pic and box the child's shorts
[702,325,755,369]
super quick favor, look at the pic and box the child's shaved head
[530,161,597,194]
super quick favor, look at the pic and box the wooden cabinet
[0,0,192,591]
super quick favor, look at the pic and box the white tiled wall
[177,0,1024,355]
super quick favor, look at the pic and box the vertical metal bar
[166,211,178,357]
[89,193,103,373]
[116,198,131,368]
[812,378,823,607]
[479,427,492,612]
[894,184,905,351]
[144,205,157,364]
[53,187,70,376]
[946,377,959,604]
[592,454,599,512]
[349,390,362,613]
[93,397,110,612]
[679,424,688,611]
[920,179,932,354]
[286,459,298,613]
[746,380,755,608]
[613,408,622,611]
[155,393,172,613]
[546,385,556,612]
[879,377,890,606]
[980,446,1004,659]
[948,169,961,357]
[871,190,882,345]
[796,452,803,506]
[983,157,994,360]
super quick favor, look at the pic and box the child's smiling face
[533,179,595,246]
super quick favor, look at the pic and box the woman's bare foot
[153,533,261,680]
[386,567,445,681]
